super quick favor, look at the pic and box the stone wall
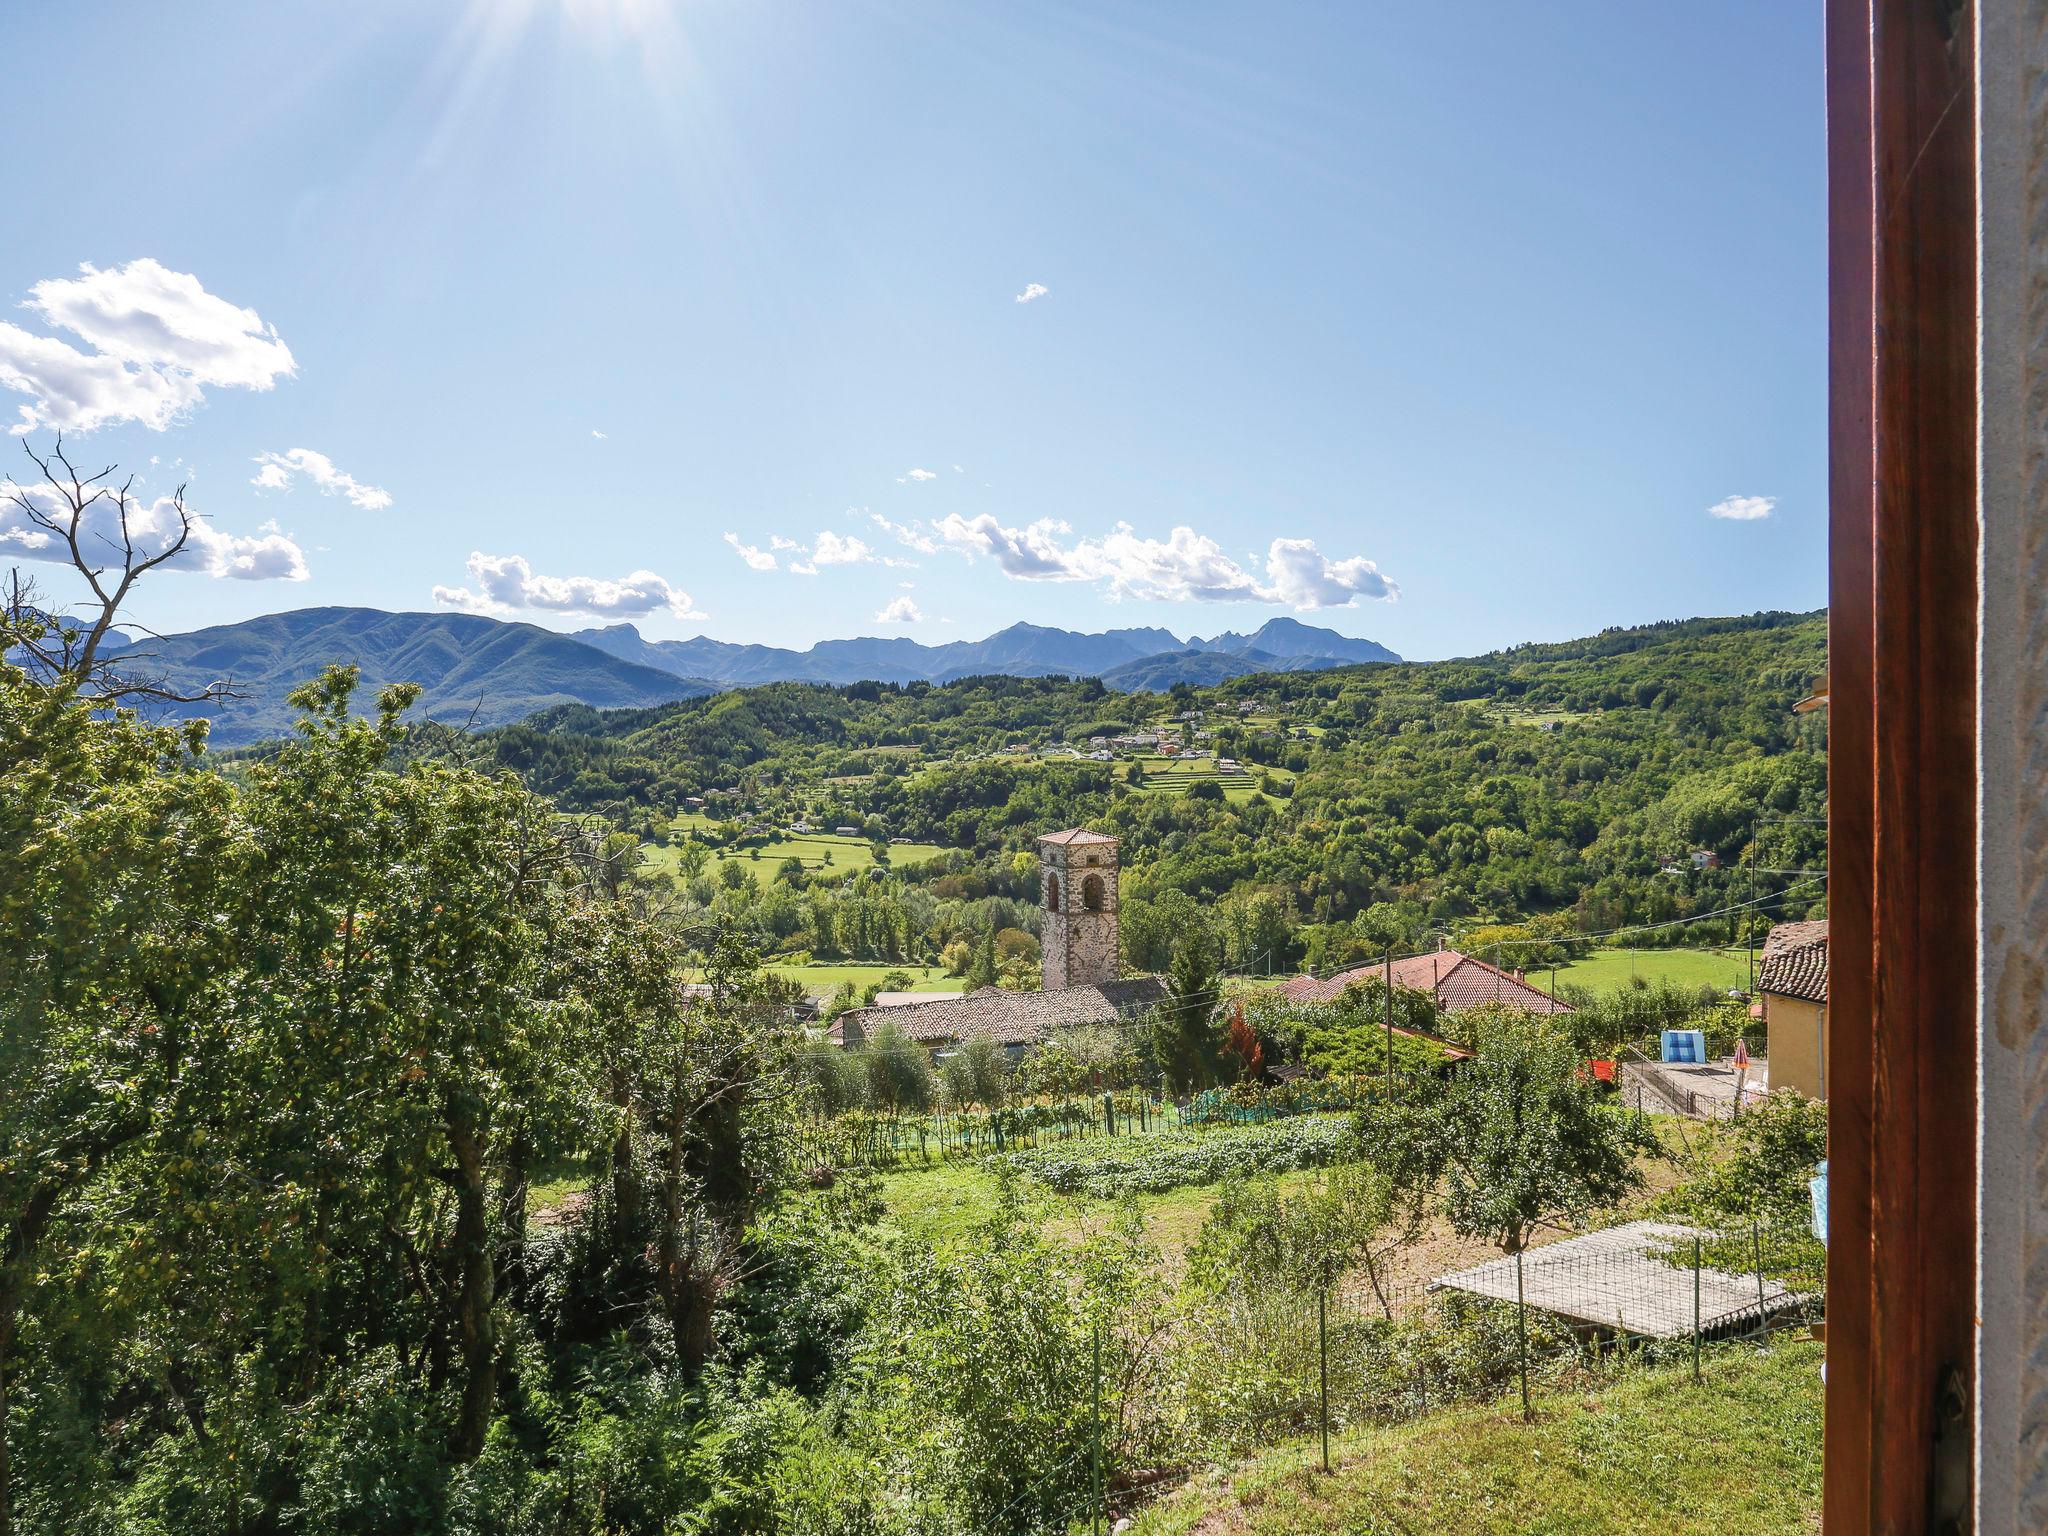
[1040,839,1120,989]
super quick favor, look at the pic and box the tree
[1154,930,1223,1092]
[675,837,712,880]
[2,439,233,705]
[1220,1002,1265,1083]
[0,617,247,1534]
[964,923,1000,991]
[862,1022,935,1115]
[942,1035,1009,1111]
[633,930,799,1376]
[1361,1008,1658,1258]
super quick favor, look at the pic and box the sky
[0,0,1825,660]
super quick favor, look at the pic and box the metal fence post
[1751,1211,1768,1327]
[1091,1320,1105,1536]
[1515,1247,1531,1422]
[1318,1281,1331,1474]
[1692,1235,1703,1383]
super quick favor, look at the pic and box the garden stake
[1515,1247,1531,1422]
[1752,1212,1768,1327]
[1693,1235,1703,1383]
[1318,1279,1331,1473]
[1091,1321,1104,1536]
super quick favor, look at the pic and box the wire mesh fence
[1078,1204,1825,1521]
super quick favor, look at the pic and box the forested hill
[480,610,1828,958]
[120,607,717,742]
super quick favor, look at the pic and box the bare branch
[4,440,237,709]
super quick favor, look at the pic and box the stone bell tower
[1037,828,1120,990]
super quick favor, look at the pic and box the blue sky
[0,1,1823,659]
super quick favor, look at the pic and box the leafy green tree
[941,1035,1008,1110]
[862,1021,935,1115]
[1187,1164,1396,1305]
[0,629,246,1532]
[1362,1008,1657,1258]
[1154,930,1223,1092]
[634,930,798,1375]
[963,923,1000,991]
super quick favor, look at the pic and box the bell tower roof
[1037,828,1117,847]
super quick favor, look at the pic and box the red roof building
[1272,948,1574,1016]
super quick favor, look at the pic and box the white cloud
[898,467,938,483]
[723,532,777,571]
[432,551,704,620]
[1015,282,1049,304]
[769,535,801,552]
[870,511,938,554]
[591,429,607,440]
[250,448,392,510]
[811,530,873,566]
[931,514,1397,609]
[1707,494,1776,521]
[1,479,307,581]
[874,595,924,624]
[0,259,295,433]
[933,512,1082,580]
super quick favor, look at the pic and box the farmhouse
[829,828,1165,1055]
[1757,919,1828,1098]
[1272,948,1573,1016]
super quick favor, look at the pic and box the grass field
[1551,946,1752,993]
[876,1149,1325,1259]
[766,961,962,996]
[1126,1336,1823,1535]
[644,824,949,889]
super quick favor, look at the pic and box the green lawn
[876,1151,1320,1259]
[767,961,963,996]
[645,826,949,888]
[1551,946,1752,994]
[1123,1336,1823,1536]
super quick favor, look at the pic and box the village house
[1757,919,1827,1099]
[1272,948,1574,1017]
[828,828,1166,1056]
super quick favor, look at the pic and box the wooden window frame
[1825,0,1979,1529]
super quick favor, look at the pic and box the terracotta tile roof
[1760,919,1829,960]
[1036,828,1118,847]
[828,976,1167,1049]
[1272,949,1573,1015]
[1757,920,1828,1004]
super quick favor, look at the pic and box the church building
[828,828,1166,1055]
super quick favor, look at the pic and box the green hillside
[487,610,1828,970]
[126,607,714,743]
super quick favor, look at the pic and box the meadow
[1551,946,1754,993]
[644,816,949,889]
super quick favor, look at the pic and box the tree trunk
[1,1304,14,1536]
[610,1081,639,1235]
[496,1126,530,1299]
[445,1110,496,1464]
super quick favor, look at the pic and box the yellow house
[1758,919,1828,1099]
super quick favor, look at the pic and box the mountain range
[76,608,1397,745]
[571,614,1396,688]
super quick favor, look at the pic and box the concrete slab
[1429,1220,1797,1339]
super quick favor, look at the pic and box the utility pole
[1747,819,1759,993]
[1383,947,1395,1099]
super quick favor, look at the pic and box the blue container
[1660,1028,1708,1064]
